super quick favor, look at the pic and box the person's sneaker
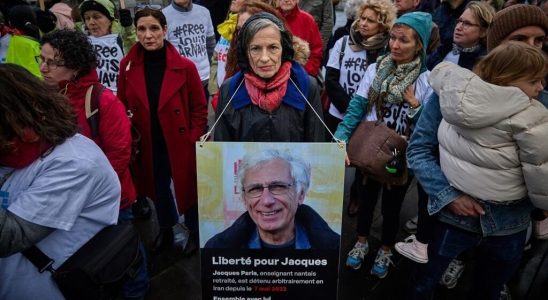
[439,259,465,289]
[370,249,394,279]
[533,218,548,240]
[404,216,418,234]
[499,284,512,300]
[395,235,428,263]
[346,241,369,270]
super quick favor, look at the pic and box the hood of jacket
[292,35,310,66]
[60,68,100,106]
[429,61,531,129]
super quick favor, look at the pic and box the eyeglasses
[134,3,162,13]
[35,55,65,70]
[242,182,293,198]
[456,18,480,30]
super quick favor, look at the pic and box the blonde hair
[473,41,548,86]
[465,1,496,45]
[357,0,397,32]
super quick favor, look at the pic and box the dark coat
[214,61,325,142]
[427,43,486,71]
[117,42,208,214]
[204,204,340,249]
[432,0,470,50]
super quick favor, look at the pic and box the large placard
[197,142,345,300]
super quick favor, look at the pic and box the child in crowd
[435,41,548,216]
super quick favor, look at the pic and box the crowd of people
[0,0,547,299]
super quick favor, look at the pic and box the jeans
[119,207,150,299]
[407,222,526,300]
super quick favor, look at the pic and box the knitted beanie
[487,4,548,52]
[394,12,432,70]
[80,0,115,21]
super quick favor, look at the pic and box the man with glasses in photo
[204,149,340,250]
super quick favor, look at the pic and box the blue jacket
[407,93,534,236]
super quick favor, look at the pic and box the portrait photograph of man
[204,148,340,249]
[196,142,344,299]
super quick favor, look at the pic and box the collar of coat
[229,61,309,111]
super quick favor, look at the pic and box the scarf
[451,43,482,55]
[0,129,52,169]
[368,54,422,114]
[349,20,389,51]
[217,13,238,41]
[244,61,292,113]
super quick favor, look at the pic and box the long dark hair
[0,64,78,150]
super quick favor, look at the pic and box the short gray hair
[238,149,311,195]
[241,17,282,53]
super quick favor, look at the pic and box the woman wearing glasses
[79,0,136,94]
[38,29,149,298]
[117,7,208,251]
[427,1,495,70]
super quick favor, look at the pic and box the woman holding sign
[214,12,325,142]
[79,0,136,94]
[334,12,435,279]
[118,7,208,252]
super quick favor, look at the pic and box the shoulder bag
[347,111,409,186]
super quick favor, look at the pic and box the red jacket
[117,42,208,214]
[62,70,136,209]
[279,6,323,76]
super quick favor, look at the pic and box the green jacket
[6,35,42,78]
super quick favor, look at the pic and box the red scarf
[0,129,52,169]
[244,61,292,113]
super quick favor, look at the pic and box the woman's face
[230,0,245,13]
[277,0,299,12]
[358,8,382,39]
[453,9,485,48]
[136,16,167,51]
[83,10,112,37]
[39,43,77,89]
[248,26,283,79]
[389,26,420,65]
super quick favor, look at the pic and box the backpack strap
[85,84,105,139]
[22,246,56,273]
[339,36,348,67]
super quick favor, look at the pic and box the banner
[197,142,345,300]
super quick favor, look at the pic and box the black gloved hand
[119,8,132,27]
